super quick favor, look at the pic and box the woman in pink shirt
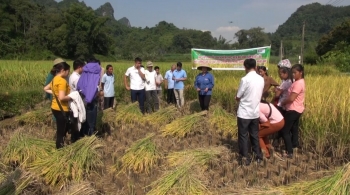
[280,64,305,158]
[259,100,284,159]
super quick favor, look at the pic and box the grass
[113,133,160,175]
[29,135,103,188]
[161,111,206,138]
[2,132,56,168]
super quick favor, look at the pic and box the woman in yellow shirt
[44,61,72,149]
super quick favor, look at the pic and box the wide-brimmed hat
[53,58,65,65]
[197,65,212,71]
[146,61,153,67]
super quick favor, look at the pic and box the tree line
[0,0,349,62]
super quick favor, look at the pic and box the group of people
[236,58,305,165]
[124,58,215,113]
[44,58,115,149]
[44,56,304,162]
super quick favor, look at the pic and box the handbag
[52,81,72,134]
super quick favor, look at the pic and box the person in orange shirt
[44,60,72,149]
[280,64,305,158]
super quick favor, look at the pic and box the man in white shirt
[69,59,85,92]
[236,58,264,165]
[124,57,146,114]
[144,61,159,113]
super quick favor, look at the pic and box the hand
[204,88,208,92]
[99,91,104,97]
[126,86,130,91]
[172,76,175,81]
[196,88,201,92]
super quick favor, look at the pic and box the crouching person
[259,100,284,159]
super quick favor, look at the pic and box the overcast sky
[79,0,349,41]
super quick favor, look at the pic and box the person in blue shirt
[172,62,187,108]
[194,65,214,111]
[101,64,115,110]
[164,64,176,104]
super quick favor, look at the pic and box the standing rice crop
[113,133,160,175]
[161,111,206,138]
[30,136,103,188]
[209,105,237,138]
[2,132,56,168]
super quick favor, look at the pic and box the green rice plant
[115,102,143,124]
[29,136,103,188]
[15,107,51,126]
[56,182,97,195]
[2,132,56,168]
[146,163,208,195]
[113,133,160,175]
[144,106,179,128]
[167,147,223,168]
[209,105,237,138]
[0,169,37,195]
[161,111,205,138]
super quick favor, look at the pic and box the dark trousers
[69,112,81,143]
[198,95,211,110]
[81,100,97,136]
[237,117,262,160]
[145,90,159,113]
[167,88,176,104]
[104,97,114,110]
[52,109,69,149]
[280,110,302,154]
[131,89,145,114]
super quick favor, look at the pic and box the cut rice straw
[115,102,143,124]
[144,106,179,128]
[161,111,205,138]
[113,133,160,175]
[0,168,37,195]
[209,105,237,138]
[2,132,56,168]
[56,182,97,195]
[29,135,104,188]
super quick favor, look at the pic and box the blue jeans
[81,100,97,136]
[131,89,145,114]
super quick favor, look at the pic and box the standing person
[144,61,159,113]
[257,66,279,100]
[164,64,176,104]
[154,66,164,101]
[45,58,66,125]
[280,64,305,159]
[274,67,293,115]
[194,65,214,111]
[43,61,71,149]
[173,62,187,108]
[236,58,264,165]
[77,57,101,136]
[124,57,146,114]
[101,64,115,110]
[98,60,105,111]
[259,100,284,159]
[69,59,85,92]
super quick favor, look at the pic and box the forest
[0,0,350,63]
